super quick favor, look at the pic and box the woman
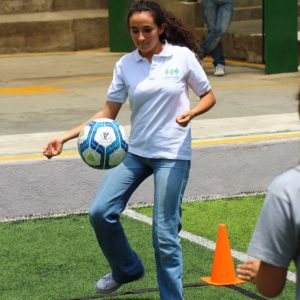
[43,1,216,299]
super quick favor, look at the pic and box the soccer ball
[78,118,128,169]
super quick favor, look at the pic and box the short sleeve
[248,190,296,268]
[107,60,128,103]
[185,49,211,97]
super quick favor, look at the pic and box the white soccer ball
[78,118,128,169]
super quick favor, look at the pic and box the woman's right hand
[42,101,123,159]
[43,137,64,159]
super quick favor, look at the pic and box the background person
[199,0,234,76]
[237,91,300,298]
[43,1,216,299]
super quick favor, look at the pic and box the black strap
[62,282,267,300]
[225,285,267,300]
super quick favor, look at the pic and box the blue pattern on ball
[78,118,128,169]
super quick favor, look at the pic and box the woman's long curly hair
[127,0,199,56]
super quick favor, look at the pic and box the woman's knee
[89,201,108,227]
[152,229,180,258]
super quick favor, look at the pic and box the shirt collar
[133,41,173,62]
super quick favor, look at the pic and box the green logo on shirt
[163,68,180,80]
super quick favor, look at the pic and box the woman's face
[129,11,164,59]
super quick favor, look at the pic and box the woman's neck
[140,42,164,63]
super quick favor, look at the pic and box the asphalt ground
[0,49,300,220]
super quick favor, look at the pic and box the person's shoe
[214,64,225,76]
[96,273,121,294]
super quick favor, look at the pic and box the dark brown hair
[127,0,199,55]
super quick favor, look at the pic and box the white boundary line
[0,202,296,283]
[123,209,296,283]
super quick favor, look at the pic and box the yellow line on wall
[203,57,264,69]
[0,76,112,95]
[1,132,300,163]
[192,132,300,147]
[0,151,79,162]
[0,86,65,94]
[212,82,300,89]
[1,76,298,95]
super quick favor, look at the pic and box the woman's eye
[130,27,153,34]
[143,28,153,33]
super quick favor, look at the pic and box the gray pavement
[0,50,299,139]
[1,139,299,220]
[0,49,300,220]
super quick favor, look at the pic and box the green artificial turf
[0,197,296,299]
[136,195,265,252]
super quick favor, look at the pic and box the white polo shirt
[107,42,211,160]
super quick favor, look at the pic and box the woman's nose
[137,32,145,41]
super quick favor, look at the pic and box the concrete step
[195,17,300,64]
[0,0,107,15]
[234,0,262,7]
[54,0,107,11]
[0,10,109,53]
[233,6,262,21]
[233,4,300,21]
[194,19,262,64]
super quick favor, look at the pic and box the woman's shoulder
[115,50,138,67]
[168,43,194,55]
[167,44,197,62]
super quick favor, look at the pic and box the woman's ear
[158,25,165,36]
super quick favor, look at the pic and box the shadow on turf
[62,282,266,300]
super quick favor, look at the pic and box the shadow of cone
[202,224,245,285]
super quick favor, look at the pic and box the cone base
[201,276,245,286]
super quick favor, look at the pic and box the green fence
[264,0,298,74]
[108,0,134,52]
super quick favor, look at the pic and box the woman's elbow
[257,284,285,298]
[255,263,287,298]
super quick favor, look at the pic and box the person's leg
[211,0,233,66]
[200,0,233,66]
[89,152,152,284]
[151,159,190,300]
[200,0,218,57]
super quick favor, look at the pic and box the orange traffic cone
[201,224,244,285]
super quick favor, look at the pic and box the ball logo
[78,118,128,169]
[103,131,110,141]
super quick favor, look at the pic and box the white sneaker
[96,273,121,294]
[214,64,225,76]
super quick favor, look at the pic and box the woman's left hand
[176,111,194,127]
[176,90,216,127]
[237,259,261,283]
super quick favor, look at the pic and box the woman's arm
[176,90,216,127]
[43,101,122,158]
[237,259,287,297]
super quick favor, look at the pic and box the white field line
[1,206,296,283]
[124,209,296,283]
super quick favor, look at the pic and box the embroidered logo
[163,68,180,80]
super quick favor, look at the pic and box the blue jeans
[200,0,233,66]
[89,152,191,300]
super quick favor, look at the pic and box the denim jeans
[89,152,191,300]
[200,0,233,66]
